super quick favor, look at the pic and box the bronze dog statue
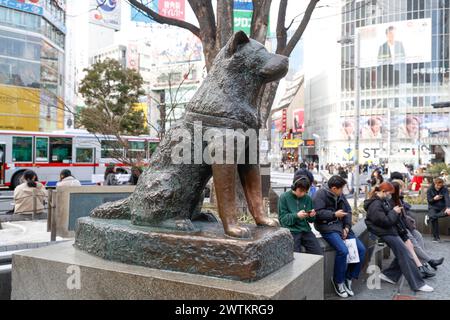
[91,31,289,238]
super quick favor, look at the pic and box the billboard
[0,85,40,131]
[292,109,304,133]
[0,0,43,15]
[146,27,202,63]
[131,1,158,23]
[158,0,185,20]
[90,0,121,31]
[234,0,253,11]
[340,116,387,141]
[234,10,253,35]
[127,42,139,70]
[358,19,431,68]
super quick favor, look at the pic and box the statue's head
[216,31,289,84]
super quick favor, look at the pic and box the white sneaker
[417,284,434,292]
[331,278,348,298]
[344,279,355,297]
[424,215,429,226]
[379,273,396,284]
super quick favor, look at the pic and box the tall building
[0,0,67,132]
[304,0,450,166]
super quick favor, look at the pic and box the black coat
[364,196,408,241]
[427,185,450,211]
[312,186,352,234]
[294,168,315,185]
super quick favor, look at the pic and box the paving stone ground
[327,236,450,300]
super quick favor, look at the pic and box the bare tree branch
[283,0,319,56]
[275,0,288,54]
[128,0,201,37]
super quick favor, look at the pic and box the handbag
[344,238,360,264]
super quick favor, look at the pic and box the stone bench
[304,219,390,297]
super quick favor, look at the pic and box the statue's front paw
[256,217,280,228]
[224,225,251,239]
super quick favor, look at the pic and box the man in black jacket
[426,177,450,242]
[294,163,315,185]
[313,175,366,298]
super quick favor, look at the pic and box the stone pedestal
[74,217,294,282]
[11,241,324,300]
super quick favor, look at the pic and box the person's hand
[446,208,450,216]
[297,210,308,219]
[335,210,348,219]
[342,227,349,240]
[434,195,443,201]
[393,206,402,214]
[309,209,317,218]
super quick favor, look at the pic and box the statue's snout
[260,54,289,82]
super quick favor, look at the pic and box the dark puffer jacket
[364,196,408,241]
[312,186,352,235]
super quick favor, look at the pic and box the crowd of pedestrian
[278,163,449,298]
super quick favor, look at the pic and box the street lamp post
[338,32,361,211]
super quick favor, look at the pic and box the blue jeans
[321,231,366,284]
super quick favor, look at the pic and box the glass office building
[0,0,66,132]
[337,0,450,165]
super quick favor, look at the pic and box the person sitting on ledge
[56,169,81,187]
[13,170,47,218]
[313,175,366,299]
[278,176,322,256]
[391,180,444,271]
[425,177,450,243]
[364,182,434,293]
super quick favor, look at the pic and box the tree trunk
[250,0,272,44]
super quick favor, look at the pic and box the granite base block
[11,241,324,300]
[74,217,294,282]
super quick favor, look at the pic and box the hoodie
[312,185,352,234]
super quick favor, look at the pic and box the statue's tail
[90,197,131,220]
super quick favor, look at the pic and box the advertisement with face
[360,115,385,140]
[358,18,431,68]
[395,115,428,141]
[340,117,355,141]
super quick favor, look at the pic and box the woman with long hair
[391,180,444,271]
[364,182,434,292]
[13,170,47,217]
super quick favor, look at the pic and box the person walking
[364,182,433,292]
[313,175,366,298]
[278,176,322,255]
[426,177,450,242]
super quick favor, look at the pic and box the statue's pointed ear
[227,31,250,56]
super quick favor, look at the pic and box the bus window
[101,140,124,159]
[50,137,72,163]
[127,141,146,160]
[12,136,32,162]
[76,148,94,163]
[35,137,49,162]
